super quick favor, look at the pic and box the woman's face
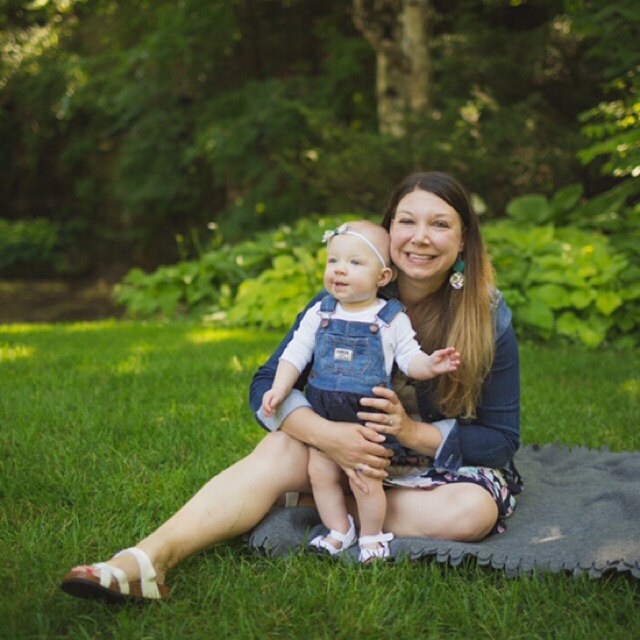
[389,189,464,292]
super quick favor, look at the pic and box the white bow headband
[322,223,387,268]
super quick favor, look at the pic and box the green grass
[1,320,639,639]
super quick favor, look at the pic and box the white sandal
[358,532,394,563]
[60,547,169,603]
[308,514,357,556]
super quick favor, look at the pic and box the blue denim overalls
[305,295,406,456]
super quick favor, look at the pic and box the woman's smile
[405,251,436,263]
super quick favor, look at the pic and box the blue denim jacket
[249,287,520,472]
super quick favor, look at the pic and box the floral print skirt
[384,457,524,535]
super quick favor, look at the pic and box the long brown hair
[382,172,496,418]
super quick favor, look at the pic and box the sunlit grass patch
[0,342,36,361]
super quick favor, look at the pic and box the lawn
[1,320,638,639]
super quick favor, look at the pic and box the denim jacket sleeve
[249,290,326,431]
[431,294,520,472]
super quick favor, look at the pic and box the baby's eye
[350,259,362,266]
[327,257,337,264]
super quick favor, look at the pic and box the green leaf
[529,284,570,309]
[505,195,552,224]
[578,324,607,348]
[499,289,527,308]
[569,289,595,309]
[517,300,555,332]
[556,311,581,339]
[595,291,623,315]
[272,254,297,270]
[615,309,637,333]
[621,281,640,301]
[551,184,583,217]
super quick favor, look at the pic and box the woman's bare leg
[384,483,499,541]
[81,431,312,583]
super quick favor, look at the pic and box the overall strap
[319,294,338,314]
[376,298,406,326]
[318,294,338,326]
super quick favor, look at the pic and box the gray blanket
[248,444,640,578]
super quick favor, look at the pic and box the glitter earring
[449,255,465,289]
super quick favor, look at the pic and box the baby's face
[324,234,388,310]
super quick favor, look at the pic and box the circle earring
[449,255,465,289]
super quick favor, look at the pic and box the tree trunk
[352,0,431,137]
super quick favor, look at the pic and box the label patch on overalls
[333,348,353,362]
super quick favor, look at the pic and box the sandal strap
[327,515,356,544]
[309,515,357,555]
[113,547,162,600]
[309,536,341,555]
[92,562,129,595]
[359,531,394,546]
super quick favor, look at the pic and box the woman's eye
[397,218,414,225]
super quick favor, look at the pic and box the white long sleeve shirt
[280,298,423,376]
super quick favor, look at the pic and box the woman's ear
[378,267,394,287]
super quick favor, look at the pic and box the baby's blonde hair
[332,220,390,266]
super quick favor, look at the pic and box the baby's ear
[378,266,395,287]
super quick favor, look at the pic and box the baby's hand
[261,389,283,417]
[431,346,461,375]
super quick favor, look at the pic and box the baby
[260,220,460,561]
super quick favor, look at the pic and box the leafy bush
[0,218,60,277]
[486,184,639,348]
[226,247,326,329]
[114,185,639,348]
[113,215,355,320]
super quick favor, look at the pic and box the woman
[61,171,521,603]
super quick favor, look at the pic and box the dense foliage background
[2,0,638,344]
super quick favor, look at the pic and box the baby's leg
[308,448,351,549]
[349,473,386,538]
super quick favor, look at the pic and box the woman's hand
[357,386,419,449]
[312,418,392,493]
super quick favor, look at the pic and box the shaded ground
[0,279,124,323]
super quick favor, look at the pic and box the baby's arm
[407,347,461,380]
[393,311,460,381]
[261,359,302,417]
[260,303,321,417]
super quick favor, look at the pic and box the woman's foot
[60,547,170,604]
